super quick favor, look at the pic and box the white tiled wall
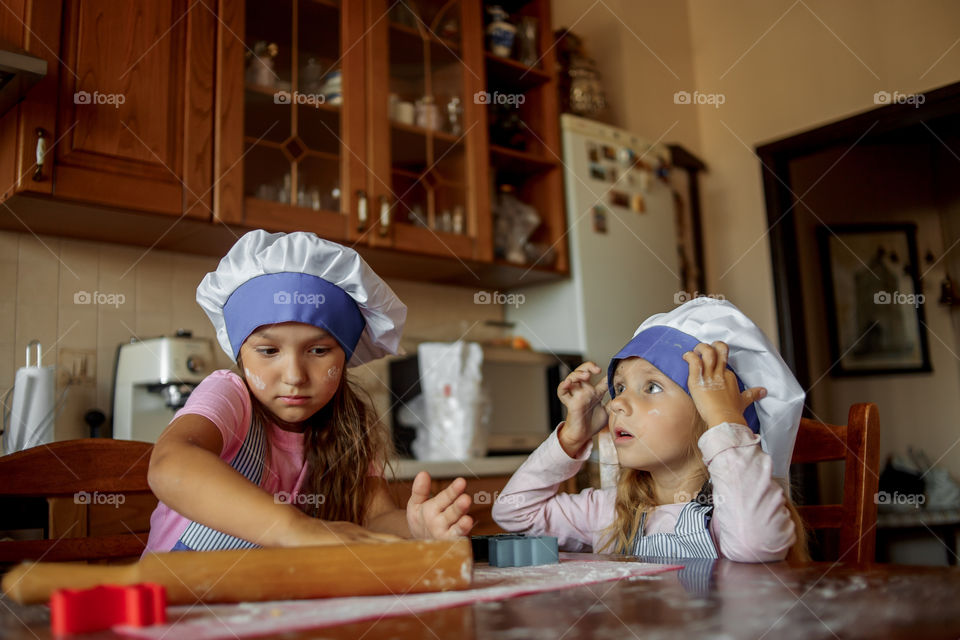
[0,231,505,443]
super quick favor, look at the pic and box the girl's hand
[682,342,766,429]
[557,362,609,457]
[406,471,474,539]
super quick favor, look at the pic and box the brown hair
[598,412,809,561]
[239,359,391,525]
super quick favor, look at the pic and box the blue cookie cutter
[473,534,559,567]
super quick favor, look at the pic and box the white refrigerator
[507,114,682,366]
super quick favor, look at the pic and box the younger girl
[145,230,474,552]
[492,298,809,562]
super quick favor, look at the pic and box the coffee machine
[112,331,215,442]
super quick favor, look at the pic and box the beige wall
[553,0,960,333]
[686,0,960,337]
[0,231,503,443]
[552,0,702,154]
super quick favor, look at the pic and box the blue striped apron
[630,483,718,559]
[171,417,266,552]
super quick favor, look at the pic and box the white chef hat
[606,297,805,478]
[196,230,407,367]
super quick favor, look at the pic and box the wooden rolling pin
[2,538,472,605]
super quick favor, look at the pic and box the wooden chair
[0,439,156,564]
[791,403,880,563]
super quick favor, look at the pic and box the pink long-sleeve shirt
[491,422,796,562]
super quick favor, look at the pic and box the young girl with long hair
[493,298,809,562]
[145,230,473,552]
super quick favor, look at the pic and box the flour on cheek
[244,367,267,391]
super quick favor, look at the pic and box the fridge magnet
[592,205,608,233]
[609,190,630,208]
[631,193,645,213]
[602,145,616,160]
[589,163,606,181]
[606,167,618,182]
[817,223,931,375]
[588,144,599,163]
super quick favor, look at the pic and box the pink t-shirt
[144,370,311,553]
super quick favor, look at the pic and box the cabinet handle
[33,128,47,182]
[378,196,391,237]
[356,190,368,231]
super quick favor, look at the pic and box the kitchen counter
[386,455,529,481]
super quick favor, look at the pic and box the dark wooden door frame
[756,81,960,390]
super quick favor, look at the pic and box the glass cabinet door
[366,0,489,260]
[218,0,363,240]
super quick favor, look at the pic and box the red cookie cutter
[50,583,167,634]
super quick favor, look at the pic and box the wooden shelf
[489,144,558,175]
[484,52,551,92]
[389,21,460,51]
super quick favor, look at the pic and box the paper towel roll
[3,341,56,455]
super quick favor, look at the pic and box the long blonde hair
[239,360,390,525]
[598,412,809,562]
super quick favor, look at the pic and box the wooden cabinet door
[48,0,215,218]
[0,0,62,201]
[214,0,366,243]
[363,0,491,262]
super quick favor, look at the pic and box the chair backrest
[0,439,155,563]
[791,403,880,563]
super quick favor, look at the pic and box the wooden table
[2,555,959,639]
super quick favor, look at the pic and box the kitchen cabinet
[0,0,568,288]
[0,0,215,218]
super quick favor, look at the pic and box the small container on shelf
[516,17,539,67]
[486,6,516,58]
[246,41,278,88]
[446,96,463,135]
[415,96,440,130]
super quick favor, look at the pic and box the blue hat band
[223,272,366,361]
[607,325,760,434]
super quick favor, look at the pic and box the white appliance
[507,114,681,365]
[112,333,215,442]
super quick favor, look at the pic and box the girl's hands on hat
[683,342,766,429]
[557,362,609,458]
[406,471,475,539]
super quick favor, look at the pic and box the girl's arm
[683,342,794,562]
[148,414,398,547]
[701,424,796,562]
[491,425,614,552]
[363,472,474,539]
